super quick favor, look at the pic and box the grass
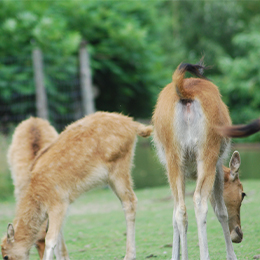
[0,134,13,201]
[0,180,260,260]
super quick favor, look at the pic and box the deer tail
[173,59,209,99]
[217,118,260,138]
[135,122,153,137]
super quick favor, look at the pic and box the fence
[0,41,95,133]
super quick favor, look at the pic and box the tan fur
[152,62,239,259]
[1,112,153,260]
[4,117,59,259]
[7,117,58,200]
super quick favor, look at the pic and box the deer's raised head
[223,151,245,243]
[1,224,28,260]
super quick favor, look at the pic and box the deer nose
[231,226,243,243]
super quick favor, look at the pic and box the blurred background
[1,0,260,199]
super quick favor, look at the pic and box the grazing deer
[4,117,69,260]
[152,62,243,259]
[218,117,260,138]
[1,112,153,260]
[223,151,245,244]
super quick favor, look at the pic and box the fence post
[32,47,48,120]
[79,40,95,115]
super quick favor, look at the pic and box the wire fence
[0,45,93,134]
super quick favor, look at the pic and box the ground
[0,180,260,260]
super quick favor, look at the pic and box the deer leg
[35,238,45,260]
[43,203,68,260]
[194,152,219,260]
[167,155,187,260]
[210,162,237,260]
[109,162,137,260]
[172,207,180,260]
[35,219,48,259]
[54,230,70,260]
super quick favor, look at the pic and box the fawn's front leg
[43,204,68,260]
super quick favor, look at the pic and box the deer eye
[4,256,9,260]
[242,192,246,201]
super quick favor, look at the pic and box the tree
[217,15,260,142]
[0,0,172,131]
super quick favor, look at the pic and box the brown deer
[152,62,244,259]
[1,112,153,260]
[5,117,69,260]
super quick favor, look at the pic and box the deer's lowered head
[223,151,245,243]
[1,224,29,260]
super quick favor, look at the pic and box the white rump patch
[174,99,205,150]
[174,99,206,178]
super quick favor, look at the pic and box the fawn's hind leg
[109,160,137,260]
[43,203,69,260]
[35,219,69,260]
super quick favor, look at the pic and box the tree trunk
[32,47,48,120]
[79,40,95,115]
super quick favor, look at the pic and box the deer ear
[7,223,15,242]
[229,151,241,180]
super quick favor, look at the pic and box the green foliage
[58,0,170,117]
[1,1,260,140]
[170,1,244,68]
[0,0,172,128]
[216,15,260,142]
[169,1,260,142]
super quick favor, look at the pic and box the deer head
[1,224,29,260]
[223,151,245,243]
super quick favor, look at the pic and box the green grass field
[0,180,259,260]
